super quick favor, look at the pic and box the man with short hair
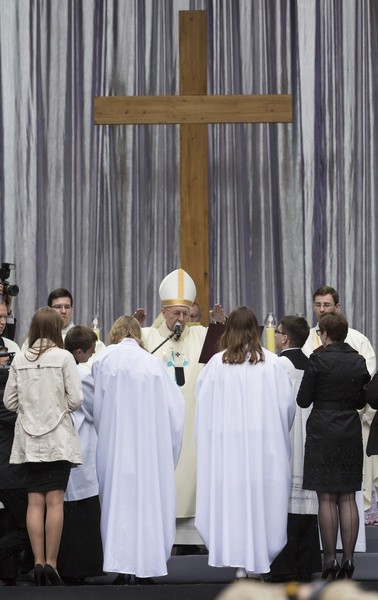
[47,288,105,361]
[269,315,321,582]
[0,285,16,341]
[47,288,75,338]
[302,286,375,375]
[0,303,19,357]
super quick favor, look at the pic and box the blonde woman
[92,316,184,582]
[4,307,82,585]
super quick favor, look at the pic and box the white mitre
[159,268,196,308]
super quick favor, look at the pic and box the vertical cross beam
[179,11,209,321]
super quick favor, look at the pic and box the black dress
[297,342,370,493]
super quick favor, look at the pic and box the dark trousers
[270,513,322,578]
[0,488,30,560]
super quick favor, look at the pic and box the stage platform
[1,527,378,597]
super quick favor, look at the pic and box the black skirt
[303,409,363,493]
[22,461,72,493]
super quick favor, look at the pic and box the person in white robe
[302,285,376,540]
[91,316,185,580]
[195,306,296,577]
[138,268,226,547]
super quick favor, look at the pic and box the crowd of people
[0,274,377,588]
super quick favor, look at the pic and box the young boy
[58,326,103,584]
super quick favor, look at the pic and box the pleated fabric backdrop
[0,0,377,349]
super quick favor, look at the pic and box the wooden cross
[94,11,292,321]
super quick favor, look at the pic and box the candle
[265,326,276,353]
[264,312,277,353]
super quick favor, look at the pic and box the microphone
[173,321,182,340]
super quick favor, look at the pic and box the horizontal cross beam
[94,94,292,125]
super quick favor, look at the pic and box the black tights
[317,492,359,566]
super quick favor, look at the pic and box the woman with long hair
[297,313,370,580]
[4,307,83,585]
[195,306,295,579]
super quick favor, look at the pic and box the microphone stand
[151,331,176,354]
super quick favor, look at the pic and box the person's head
[215,580,378,600]
[159,268,196,333]
[108,315,144,348]
[0,301,7,336]
[161,305,191,331]
[215,580,287,600]
[321,580,378,600]
[312,286,340,320]
[47,288,74,328]
[219,306,264,365]
[64,326,97,364]
[317,313,348,346]
[27,307,64,359]
[189,302,202,323]
[275,315,310,352]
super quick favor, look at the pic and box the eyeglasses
[314,303,335,309]
[165,309,190,318]
[51,304,72,311]
[316,329,323,336]
[274,329,285,335]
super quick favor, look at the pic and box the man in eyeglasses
[140,269,226,554]
[47,288,105,361]
[268,315,321,583]
[302,286,375,376]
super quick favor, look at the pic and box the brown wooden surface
[179,11,209,322]
[94,94,292,125]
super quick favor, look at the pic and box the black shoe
[336,560,354,580]
[134,576,157,585]
[321,559,340,581]
[34,564,46,586]
[112,574,131,585]
[43,564,65,586]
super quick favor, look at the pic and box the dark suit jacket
[0,367,24,488]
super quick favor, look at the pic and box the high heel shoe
[34,564,47,586]
[43,564,65,586]
[336,560,355,580]
[321,559,340,581]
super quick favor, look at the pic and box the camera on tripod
[0,262,19,297]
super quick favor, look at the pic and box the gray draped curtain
[0,0,377,350]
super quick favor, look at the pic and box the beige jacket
[4,341,83,464]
